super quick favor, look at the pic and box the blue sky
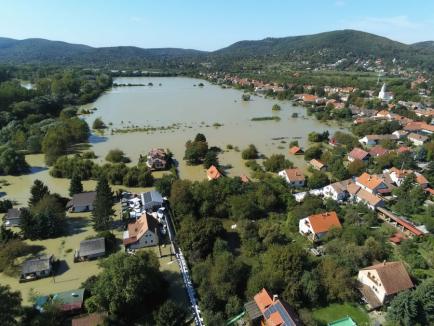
[1,0,433,50]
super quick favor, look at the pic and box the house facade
[355,173,388,195]
[299,211,342,241]
[123,213,159,249]
[20,255,54,282]
[146,148,168,170]
[278,168,305,187]
[357,261,413,309]
[75,237,106,262]
[4,208,22,227]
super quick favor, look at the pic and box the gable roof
[283,168,305,182]
[123,213,159,245]
[289,146,303,154]
[5,208,21,219]
[355,188,383,206]
[141,190,164,208]
[369,145,389,157]
[348,148,369,161]
[408,132,428,142]
[67,192,97,208]
[79,237,105,257]
[361,261,414,295]
[207,165,222,180]
[309,159,326,170]
[254,288,273,313]
[22,255,53,274]
[356,172,385,190]
[307,211,341,234]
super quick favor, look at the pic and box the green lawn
[312,303,370,326]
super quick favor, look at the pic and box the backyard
[312,303,370,326]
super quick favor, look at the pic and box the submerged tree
[92,175,114,231]
[28,180,50,207]
[69,172,83,197]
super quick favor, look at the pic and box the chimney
[273,294,278,302]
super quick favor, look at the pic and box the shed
[76,237,106,262]
[4,208,22,227]
[67,192,97,213]
[21,255,54,281]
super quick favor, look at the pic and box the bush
[92,117,106,129]
[241,144,259,160]
[263,154,293,172]
[105,149,131,163]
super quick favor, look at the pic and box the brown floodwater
[2,77,344,203]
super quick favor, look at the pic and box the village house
[369,145,389,158]
[384,167,428,188]
[35,288,85,314]
[4,208,22,227]
[392,130,409,139]
[359,134,397,147]
[74,237,106,262]
[309,159,327,171]
[145,148,168,170]
[347,148,370,162]
[289,146,304,155]
[355,173,389,195]
[244,288,301,326]
[357,261,413,309]
[207,165,222,180]
[67,192,97,213]
[141,190,164,212]
[278,168,305,187]
[322,180,351,201]
[20,255,54,282]
[347,182,385,210]
[404,121,434,135]
[408,132,428,146]
[299,211,342,241]
[123,213,159,249]
[375,110,393,120]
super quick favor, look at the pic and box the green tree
[304,146,323,161]
[69,172,83,197]
[92,175,114,231]
[347,159,366,176]
[41,128,68,165]
[241,144,259,160]
[203,151,219,169]
[0,147,29,175]
[92,117,106,129]
[0,284,22,326]
[387,290,418,326]
[28,180,50,207]
[153,300,187,326]
[307,171,329,189]
[105,149,130,163]
[86,251,166,321]
[272,104,281,111]
[263,154,293,172]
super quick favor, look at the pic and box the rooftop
[207,165,222,180]
[307,211,341,234]
[328,316,357,326]
[67,192,97,208]
[79,237,105,257]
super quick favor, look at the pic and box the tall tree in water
[69,172,83,197]
[92,175,114,231]
[28,179,50,207]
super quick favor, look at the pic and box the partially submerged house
[67,192,97,213]
[357,261,414,309]
[146,148,168,170]
[244,288,301,326]
[20,255,54,282]
[278,168,305,187]
[309,159,327,171]
[207,165,222,180]
[35,288,85,314]
[141,190,164,212]
[299,211,342,241]
[4,208,22,227]
[289,146,304,155]
[74,237,106,262]
[123,213,159,249]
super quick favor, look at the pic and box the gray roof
[22,255,53,274]
[67,191,97,208]
[141,191,164,208]
[6,208,21,220]
[79,237,105,257]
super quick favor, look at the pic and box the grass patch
[251,116,281,122]
[312,303,370,326]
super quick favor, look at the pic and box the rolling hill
[0,30,433,70]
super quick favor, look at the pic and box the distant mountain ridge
[0,30,433,69]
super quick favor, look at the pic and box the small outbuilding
[20,255,54,282]
[74,237,106,262]
[67,192,97,213]
[4,208,22,227]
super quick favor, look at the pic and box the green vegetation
[312,303,370,325]
[105,148,131,163]
[251,116,280,121]
[241,144,259,160]
[92,117,106,130]
[272,103,281,111]
[263,154,293,172]
[92,175,114,231]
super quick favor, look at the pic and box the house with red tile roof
[299,211,342,241]
[278,168,305,187]
[357,261,414,309]
[356,172,389,194]
[348,148,370,162]
[244,288,301,326]
[404,121,434,134]
[289,146,303,155]
[123,213,159,249]
[207,165,222,180]
[369,145,389,158]
[309,159,327,171]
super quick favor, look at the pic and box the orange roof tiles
[123,213,158,245]
[207,165,222,180]
[289,146,303,155]
[307,211,341,234]
[348,148,370,161]
[357,172,384,191]
[254,288,273,313]
[284,168,305,182]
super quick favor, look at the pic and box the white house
[278,168,305,187]
[408,132,428,146]
[357,261,413,309]
[299,211,341,241]
[123,213,159,249]
[322,180,351,201]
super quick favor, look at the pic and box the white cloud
[343,15,434,43]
